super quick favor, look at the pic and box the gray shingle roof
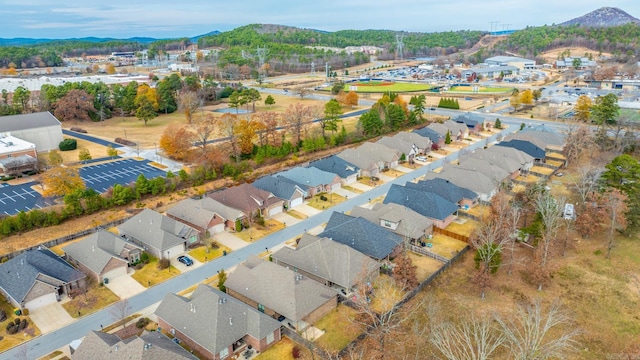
[483,145,534,166]
[252,175,305,201]
[423,166,497,196]
[118,209,198,253]
[166,198,219,230]
[376,136,414,155]
[336,142,400,170]
[0,111,61,132]
[384,184,459,221]
[413,126,444,144]
[350,203,434,240]
[62,231,140,275]
[155,284,280,356]
[461,147,533,174]
[225,257,337,322]
[456,158,511,181]
[72,330,197,360]
[497,139,546,159]
[453,112,485,128]
[0,247,85,305]
[272,235,379,289]
[309,156,360,179]
[393,131,432,150]
[319,212,403,260]
[277,167,339,188]
[408,178,477,204]
[427,122,449,137]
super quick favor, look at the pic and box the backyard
[314,305,363,352]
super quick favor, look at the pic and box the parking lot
[0,182,54,216]
[79,159,166,193]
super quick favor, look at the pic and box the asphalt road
[2,126,514,359]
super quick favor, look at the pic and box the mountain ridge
[559,7,640,27]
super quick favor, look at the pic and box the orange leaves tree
[42,166,85,197]
[159,124,194,160]
[53,89,96,122]
[235,118,260,155]
[134,84,159,125]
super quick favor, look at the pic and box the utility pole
[256,46,269,82]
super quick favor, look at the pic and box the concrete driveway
[395,165,414,173]
[377,173,395,182]
[30,302,74,334]
[105,274,146,299]
[272,212,302,227]
[348,182,373,192]
[296,203,321,217]
[171,254,202,272]
[214,231,248,251]
[333,187,357,198]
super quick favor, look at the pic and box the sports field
[448,86,513,93]
[340,81,432,93]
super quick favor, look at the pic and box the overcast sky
[2,0,640,39]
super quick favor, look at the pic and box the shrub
[19,319,27,330]
[320,195,328,201]
[0,309,6,322]
[292,345,302,359]
[158,258,170,269]
[136,317,150,328]
[70,127,87,133]
[140,252,149,264]
[14,318,20,326]
[5,322,13,331]
[6,324,17,335]
[58,138,77,151]
[211,242,220,249]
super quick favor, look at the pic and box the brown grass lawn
[547,159,566,167]
[460,204,490,220]
[342,185,364,194]
[235,219,285,242]
[531,165,555,175]
[382,169,405,178]
[306,193,347,210]
[408,252,444,281]
[515,173,544,184]
[285,209,308,219]
[371,275,406,314]
[446,218,480,237]
[53,136,113,165]
[62,280,119,318]
[255,336,311,360]
[314,305,363,352]
[0,297,41,353]
[131,257,180,287]
[188,242,231,263]
[429,234,469,259]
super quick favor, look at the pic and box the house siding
[158,318,216,360]
[302,296,337,325]
[226,288,282,320]
[100,257,128,280]
[22,281,58,306]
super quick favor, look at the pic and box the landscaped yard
[188,241,231,263]
[235,219,285,242]
[285,209,308,219]
[531,165,555,176]
[0,297,41,353]
[255,336,310,360]
[408,252,445,281]
[62,280,119,318]
[314,305,363,352]
[305,193,347,210]
[131,257,179,287]
[358,176,381,187]
[429,234,469,259]
[342,185,364,194]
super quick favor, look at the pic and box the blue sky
[2,0,640,39]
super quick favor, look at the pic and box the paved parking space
[296,203,321,217]
[0,182,54,216]
[333,187,357,198]
[79,159,166,193]
[171,254,203,272]
[271,212,302,227]
[29,302,74,334]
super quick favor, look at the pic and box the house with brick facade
[208,183,284,220]
[155,284,281,360]
[167,197,246,235]
[71,330,196,360]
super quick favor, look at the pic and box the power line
[395,33,405,61]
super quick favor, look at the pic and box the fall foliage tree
[42,166,85,197]
[519,89,534,106]
[220,113,240,161]
[105,63,116,74]
[134,84,159,125]
[255,111,280,146]
[235,118,259,155]
[345,91,359,108]
[282,103,315,145]
[178,90,201,124]
[53,89,96,122]
[78,148,92,162]
[392,251,418,290]
[191,113,217,155]
[159,124,193,160]
[574,95,593,122]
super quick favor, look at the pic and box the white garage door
[25,293,57,311]
[331,183,342,192]
[102,266,127,281]
[289,197,303,208]
[208,223,225,234]
[268,205,283,217]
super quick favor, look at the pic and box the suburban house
[392,131,432,154]
[319,212,404,260]
[0,111,63,151]
[516,127,566,152]
[0,134,38,176]
[166,197,242,236]
[225,256,338,331]
[413,126,445,149]
[424,167,498,202]
[337,142,400,177]
[62,230,143,283]
[276,167,342,198]
[252,175,306,210]
[457,158,511,184]
[428,121,468,142]
[384,184,459,229]
[118,209,200,259]
[350,203,434,244]
[308,155,360,185]
[271,234,379,294]
[462,146,535,178]
[453,113,485,134]
[376,136,418,162]
[497,139,546,162]
[0,247,86,311]
[208,183,284,220]
[155,284,281,360]
[408,178,478,209]
[71,330,196,360]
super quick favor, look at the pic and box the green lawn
[314,305,363,352]
[448,86,513,93]
[339,82,432,93]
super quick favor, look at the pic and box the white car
[415,156,428,162]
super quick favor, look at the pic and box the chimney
[229,317,233,326]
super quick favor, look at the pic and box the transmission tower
[310,61,316,76]
[256,46,269,82]
[395,33,405,61]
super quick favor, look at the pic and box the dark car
[177,255,193,266]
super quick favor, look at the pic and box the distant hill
[0,36,160,47]
[190,30,220,43]
[560,7,640,27]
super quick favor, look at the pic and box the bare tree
[470,219,507,299]
[605,189,628,258]
[178,90,201,124]
[563,124,594,166]
[191,112,217,155]
[294,86,311,99]
[572,164,603,206]
[255,111,280,146]
[282,103,314,145]
[533,192,564,291]
[488,192,522,276]
[430,314,506,360]
[496,300,581,360]
[110,299,131,329]
[219,113,240,162]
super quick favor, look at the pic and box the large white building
[0,112,63,152]
[485,56,536,70]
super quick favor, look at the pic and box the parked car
[177,255,193,266]
[555,172,564,177]
[416,156,428,162]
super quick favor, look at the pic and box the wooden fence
[433,226,470,243]
[408,244,449,263]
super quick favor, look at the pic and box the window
[384,221,392,228]
[258,303,265,313]
[219,347,229,359]
[267,331,275,344]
